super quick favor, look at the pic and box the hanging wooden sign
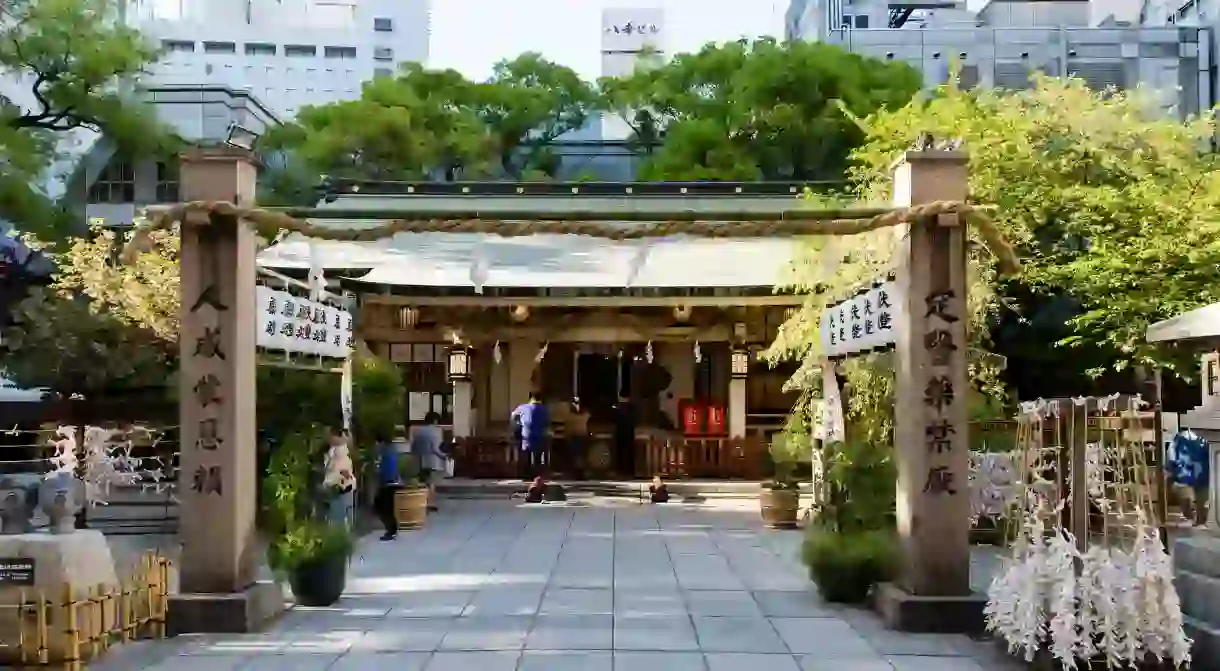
[819,279,900,358]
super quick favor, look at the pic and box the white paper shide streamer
[469,244,491,295]
[983,399,1192,668]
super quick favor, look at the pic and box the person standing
[322,427,356,529]
[511,391,551,480]
[410,412,448,513]
[1166,428,1211,526]
[374,431,401,541]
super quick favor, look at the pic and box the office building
[134,0,431,118]
[785,0,1212,118]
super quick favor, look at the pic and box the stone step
[1184,615,1220,669]
[436,479,813,500]
[1176,568,1220,627]
[1174,533,1220,581]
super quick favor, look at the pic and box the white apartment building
[132,0,431,118]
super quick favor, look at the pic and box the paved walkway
[96,500,1021,671]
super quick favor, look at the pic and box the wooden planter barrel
[760,487,800,529]
[394,487,428,530]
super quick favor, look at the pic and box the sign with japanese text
[819,281,899,358]
[255,286,353,359]
[601,7,664,52]
[0,558,35,585]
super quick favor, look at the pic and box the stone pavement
[93,500,1023,671]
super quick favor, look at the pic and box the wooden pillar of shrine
[874,149,987,633]
[168,146,284,634]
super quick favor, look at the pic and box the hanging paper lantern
[694,340,702,363]
[645,340,654,363]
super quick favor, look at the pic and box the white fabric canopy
[257,232,796,289]
[1146,302,1220,343]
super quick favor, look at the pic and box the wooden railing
[450,435,766,480]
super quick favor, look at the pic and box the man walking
[1167,428,1211,527]
[511,391,550,480]
[374,431,401,541]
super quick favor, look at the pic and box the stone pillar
[169,147,282,634]
[875,150,986,633]
[728,347,747,438]
[452,380,474,437]
[728,380,746,438]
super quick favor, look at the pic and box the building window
[87,159,135,204]
[284,45,317,57]
[389,343,453,424]
[155,161,179,202]
[373,67,393,78]
[373,47,394,61]
[373,17,394,31]
[854,14,869,28]
[203,41,236,54]
[245,42,276,56]
[324,46,357,59]
[162,39,195,53]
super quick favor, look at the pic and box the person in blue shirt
[1166,429,1211,526]
[511,391,550,480]
[374,431,401,541]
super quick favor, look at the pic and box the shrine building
[258,180,817,479]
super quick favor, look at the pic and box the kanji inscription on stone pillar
[891,150,972,599]
[177,149,259,594]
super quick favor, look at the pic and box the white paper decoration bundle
[984,398,1191,669]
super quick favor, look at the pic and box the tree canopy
[850,76,1220,377]
[263,54,599,184]
[1,227,178,395]
[601,38,922,181]
[772,75,1220,417]
[264,40,920,186]
[0,0,173,237]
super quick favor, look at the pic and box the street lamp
[224,123,260,152]
[730,347,750,379]
[447,346,471,382]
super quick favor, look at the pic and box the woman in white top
[322,427,356,528]
[409,411,448,512]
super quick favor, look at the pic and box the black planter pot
[288,553,349,607]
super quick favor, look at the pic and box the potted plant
[262,426,356,607]
[268,518,355,607]
[394,452,429,530]
[760,432,804,528]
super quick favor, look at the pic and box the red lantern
[706,404,727,436]
[679,399,704,436]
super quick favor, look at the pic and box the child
[649,476,669,503]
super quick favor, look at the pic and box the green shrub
[801,527,899,604]
[267,518,354,574]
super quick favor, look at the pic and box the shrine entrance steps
[435,479,814,502]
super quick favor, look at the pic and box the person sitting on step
[525,476,547,503]
[649,476,669,503]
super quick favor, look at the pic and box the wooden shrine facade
[289,180,818,479]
